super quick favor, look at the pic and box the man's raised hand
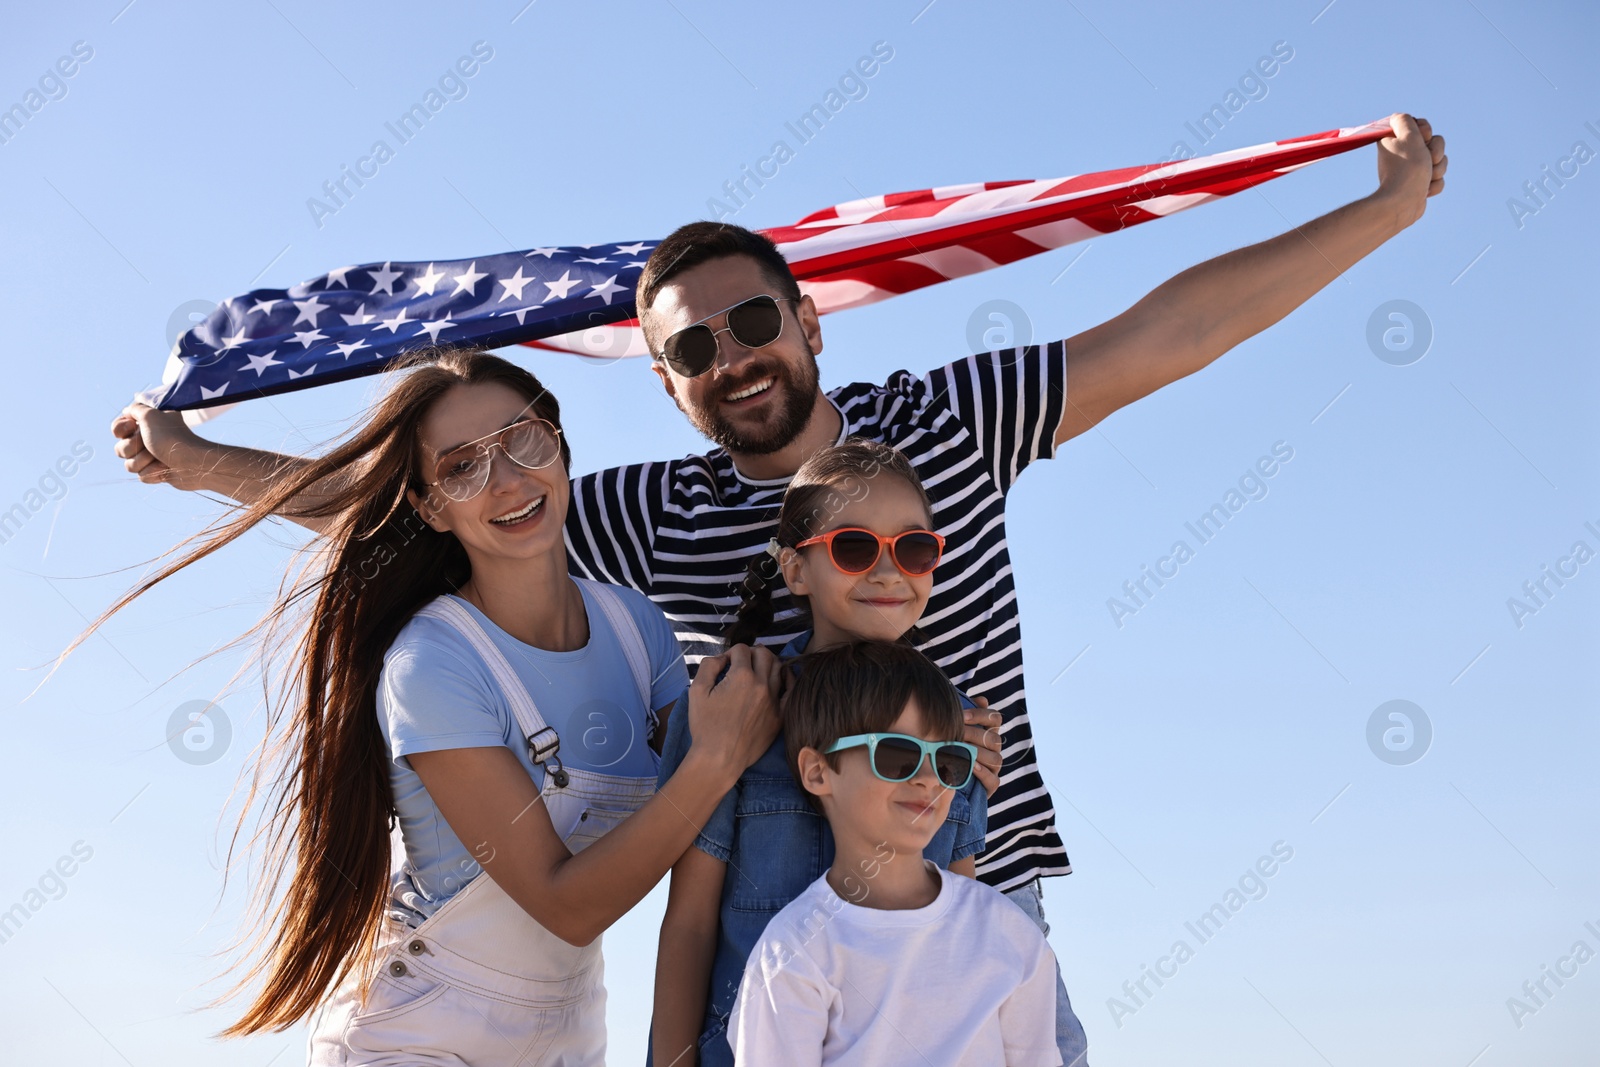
[1376,113,1448,228]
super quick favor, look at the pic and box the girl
[101,349,782,1064]
[650,439,993,1067]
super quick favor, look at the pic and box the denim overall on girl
[309,581,658,1067]
[653,631,989,1066]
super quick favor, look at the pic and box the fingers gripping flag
[147,120,1392,417]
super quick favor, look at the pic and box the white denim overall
[309,581,659,1066]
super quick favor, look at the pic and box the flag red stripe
[779,127,1387,281]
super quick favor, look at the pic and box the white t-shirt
[727,864,1062,1067]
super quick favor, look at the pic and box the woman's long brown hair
[85,347,570,1034]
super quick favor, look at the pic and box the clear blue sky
[2,1,1595,1064]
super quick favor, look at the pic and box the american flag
[148,120,1391,416]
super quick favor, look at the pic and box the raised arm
[112,402,340,533]
[1057,112,1448,445]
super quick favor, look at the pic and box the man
[114,114,1446,1063]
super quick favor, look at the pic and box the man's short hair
[782,641,964,805]
[636,222,802,349]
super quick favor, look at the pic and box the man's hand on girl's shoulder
[963,697,1003,797]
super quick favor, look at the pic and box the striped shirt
[564,344,1069,891]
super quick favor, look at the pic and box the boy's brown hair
[782,641,964,807]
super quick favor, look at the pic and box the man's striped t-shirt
[563,343,1070,891]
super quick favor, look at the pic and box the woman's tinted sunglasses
[424,418,563,503]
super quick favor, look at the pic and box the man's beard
[687,346,821,456]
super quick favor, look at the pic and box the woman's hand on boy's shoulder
[963,698,1004,797]
[685,644,785,784]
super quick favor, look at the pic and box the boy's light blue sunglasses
[825,732,977,790]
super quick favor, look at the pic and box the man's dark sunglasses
[655,294,791,378]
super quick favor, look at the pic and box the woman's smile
[488,493,547,528]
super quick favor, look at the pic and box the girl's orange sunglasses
[793,527,945,576]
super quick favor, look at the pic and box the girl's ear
[406,487,449,533]
[778,545,808,597]
[795,746,833,801]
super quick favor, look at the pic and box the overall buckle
[528,727,569,788]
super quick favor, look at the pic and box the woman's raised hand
[685,644,785,781]
[111,403,204,489]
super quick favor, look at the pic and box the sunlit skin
[778,472,936,650]
[404,380,584,651]
[113,112,1451,791]
[645,255,839,482]
[395,377,789,948]
[797,697,957,910]
[117,115,1446,492]
[642,262,1000,792]
[102,117,1452,1051]
[645,263,1003,777]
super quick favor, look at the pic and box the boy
[727,642,1061,1066]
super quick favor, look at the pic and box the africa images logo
[166,700,231,766]
[1365,700,1431,766]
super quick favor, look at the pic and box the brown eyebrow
[817,522,937,536]
[434,414,533,460]
[432,395,547,458]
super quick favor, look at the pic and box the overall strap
[414,597,570,788]
[575,579,652,715]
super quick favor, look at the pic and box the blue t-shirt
[654,632,988,1065]
[378,582,687,925]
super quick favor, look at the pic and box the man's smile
[723,377,775,404]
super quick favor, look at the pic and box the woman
[102,348,782,1064]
